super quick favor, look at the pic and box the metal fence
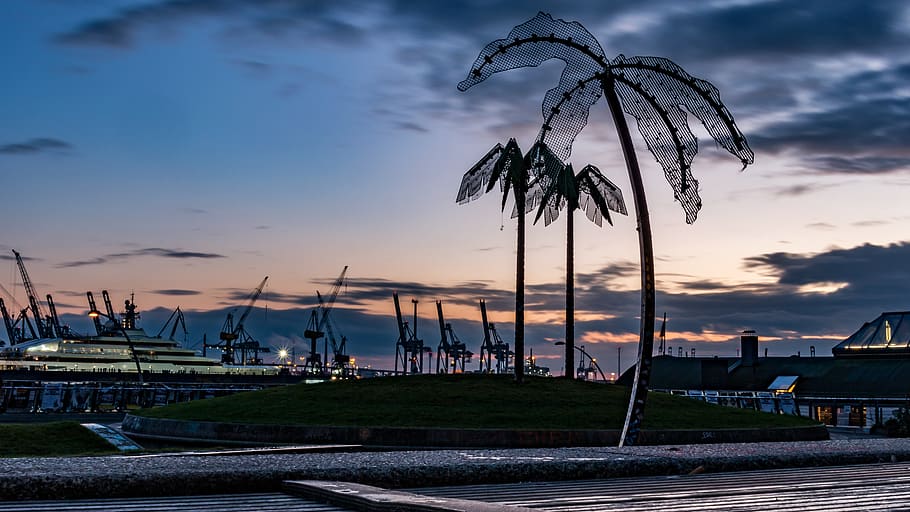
[0,381,264,413]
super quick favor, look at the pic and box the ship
[0,295,279,376]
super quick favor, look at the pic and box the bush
[883,407,910,437]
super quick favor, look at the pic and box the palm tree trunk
[514,173,526,384]
[566,209,575,379]
[604,79,656,447]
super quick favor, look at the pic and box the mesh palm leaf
[576,164,627,227]
[534,163,627,227]
[456,142,504,205]
[458,12,605,162]
[458,138,557,218]
[608,55,753,223]
[459,12,754,224]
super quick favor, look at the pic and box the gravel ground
[2,438,910,501]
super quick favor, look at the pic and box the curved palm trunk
[565,209,575,379]
[515,173,526,384]
[604,80,656,447]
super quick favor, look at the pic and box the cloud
[58,247,224,268]
[153,289,202,296]
[54,0,370,49]
[0,138,71,155]
[393,121,429,133]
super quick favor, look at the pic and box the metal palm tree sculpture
[458,12,754,446]
[458,139,561,383]
[533,163,627,380]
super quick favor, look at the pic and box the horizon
[3,1,909,372]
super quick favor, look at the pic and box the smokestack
[741,330,758,367]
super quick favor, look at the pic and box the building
[622,313,910,430]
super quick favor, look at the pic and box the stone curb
[2,440,910,500]
[122,414,829,448]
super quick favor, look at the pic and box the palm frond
[608,55,754,223]
[576,164,627,227]
[457,143,504,204]
[458,12,606,161]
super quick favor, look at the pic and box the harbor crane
[0,295,36,345]
[435,300,473,374]
[478,300,512,374]
[302,266,352,376]
[393,292,431,374]
[1,282,38,345]
[208,276,269,365]
[12,250,54,338]
[155,306,188,342]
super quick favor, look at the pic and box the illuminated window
[885,320,893,344]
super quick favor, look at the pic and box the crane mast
[86,292,103,336]
[46,294,63,337]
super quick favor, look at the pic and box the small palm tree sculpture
[458,12,753,446]
[458,139,562,383]
[532,163,627,379]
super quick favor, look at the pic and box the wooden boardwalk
[410,462,910,511]
[0,492,351,512]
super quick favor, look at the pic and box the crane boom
[233,276,268,335]
[13,249,51,338]
[315,266,347,333]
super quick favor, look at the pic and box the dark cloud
[774,184,831,198]
[393,121,429,133]
[235,59,270,75]
[750,64,910,174]
[0,138,71,155]
[54,0,369,49]
[153,289,202,296]
[617,1,906,61]
[805,156,910,175]
[58,247,224,268]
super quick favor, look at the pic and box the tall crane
[317,266,351,375]
[393,292,429,374]
[301,267,350,376]
[12,249,54,338]
[478,300,511,374]
[155,306,188,342]
[208,276,269,364]
[435,300,472,374]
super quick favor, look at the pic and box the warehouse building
[625,312,910,430]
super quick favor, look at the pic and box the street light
[88,309,144,384]
[554,341,608,381]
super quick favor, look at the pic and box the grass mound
[0,422,119,458]
[135,374,817,430]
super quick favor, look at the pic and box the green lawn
[0,422,119,458]
[135,374,817,430]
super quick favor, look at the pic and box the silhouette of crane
[208,276,269,365]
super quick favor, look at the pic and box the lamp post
[88,309,144,384]
[554,341,608,381]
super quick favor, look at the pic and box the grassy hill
[135,374,816,430]
[0,422,119,458]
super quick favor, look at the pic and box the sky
[2,0,909,374]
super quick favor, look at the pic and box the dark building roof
[833,311,910,357]
[624,355,910,399]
